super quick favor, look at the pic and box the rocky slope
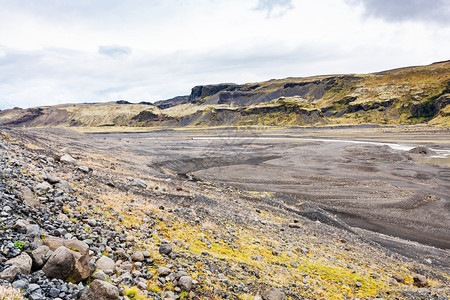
[0,128,449,299]
[1,61,449,129]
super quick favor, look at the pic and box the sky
[0,0,449,110]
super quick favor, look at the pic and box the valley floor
[1,125,449,299]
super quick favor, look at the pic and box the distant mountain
[1,61,449,128]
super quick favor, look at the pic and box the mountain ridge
[1,60,449,128]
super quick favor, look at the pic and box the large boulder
[41,246,75,280]
[413,274,428,287]
[0,265,20,282]
[79,279,119,300]
[20,186,41,208]
[43,236,90,282]
[60,154,76,164]
[96,256,116,275]
[6,252,32,275]
[131,251,144,262]
[178,276,193,292]
[159,244,172,255]
[31,245,53,270]
[157,266,171,277]
[131,178,147,188]
[261,287,285,300]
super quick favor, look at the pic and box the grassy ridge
[0,61,449,128]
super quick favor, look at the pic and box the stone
[388,278,399,286]
[31,245,53,270]
[92,270,108,281]
[27,224,41,237]
[78,165,90,173]
[79,279,119,300]
[176,271,188,279]
[0,265,20,282]
[28,283,41,293]
[14,219,28,233]
[43,174,60,184]
[408,147,435,155]
[120,262,133,272]
[131,178,147,188]
[12,279,28,290]
[392,273,405,284]
[131,251,144,262]
[42,246,75,280]
[413,274,428,287]
[55,180,70,192]
[96,256,116,275]
[261,287,285,300]
[137,281,147,291]
[288,223,301,228]
[29,293,45,300]
[57,213,70,222]
[178,276,193,292]
[43,236,90,282]
[48,288,60,298]
[117,272,133,285]
[35,181,52,192]
[251,255,264,261]
[6,252,33,275]
[20,186,41,208]
[157,267,171,277]
[159,244,172,255]
[60,154,76,164]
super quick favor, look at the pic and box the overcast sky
[1,0,449,110]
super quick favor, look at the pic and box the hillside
[0,61,449,128]
[1,127,449,300]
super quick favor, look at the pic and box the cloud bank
[0,0,449,110]
[356,0,450,24]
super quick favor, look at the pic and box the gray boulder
[43,236,90,282]
[78,165,90,173]
[131,251,144,262]
[31,245,53,270]
[96,256,116,275]
[92,270,108,281]
[157,266,171,277]
[178,276,193,292]
[0,265,20,282]
[35,181,52,192]
[392,273,405,284]
[131,178,147,188]
[159,244,172,255]
[262,287,285,300]
[42,246,75,280]
[60,154,76,164]
[79,279,119,300]
[43,174,60,184]
[6,252,33,275]
[413,274,428,287]
[20,186,41,208]
[55,180,70,192]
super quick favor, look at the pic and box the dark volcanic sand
[15,126,450,254]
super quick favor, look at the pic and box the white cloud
[255,0,294,18]
[99,45,132,58]
[354,0,450,24]
[0,0,449,110]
